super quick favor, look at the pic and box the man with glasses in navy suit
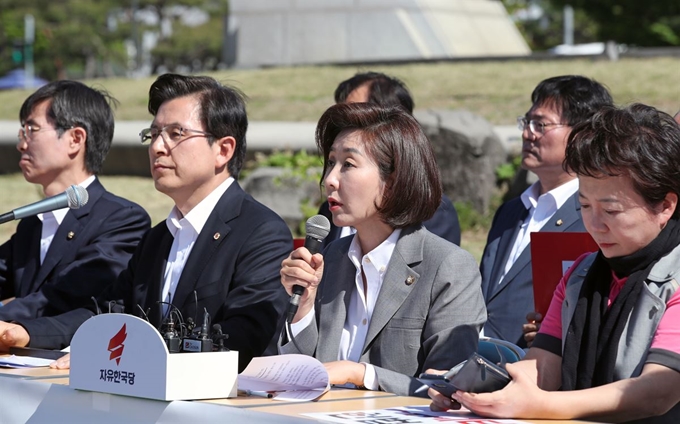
[480,76,613,348]
[0,81,150,347]
[4,75,292,373]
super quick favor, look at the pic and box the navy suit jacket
[319,194,461,247]
[479,192,585,347]
[0,178,150,322]
[19,182,292,372]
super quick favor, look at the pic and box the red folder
[530,232,599,316]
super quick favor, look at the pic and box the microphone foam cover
[65,185,89,209]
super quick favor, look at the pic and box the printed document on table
[304,405,530,423]
[238,354,330,401]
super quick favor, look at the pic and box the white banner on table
[304,405,529,423]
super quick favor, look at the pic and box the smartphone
[416,360,466,397]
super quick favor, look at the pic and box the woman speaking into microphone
[279,102,485,396]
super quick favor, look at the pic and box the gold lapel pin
[556,219,563,226]
[405,276,415,286]
[213,232,221,240]
[67,231,75,240]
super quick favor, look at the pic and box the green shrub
[495,155,522,186]
[244,150,324,236]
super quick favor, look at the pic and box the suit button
[362,319,367,325]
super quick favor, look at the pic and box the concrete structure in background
[0,119,519,177]
[230,0,530,67]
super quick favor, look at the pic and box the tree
[151,15,223,72]
[0,0,126,80]
[501,0,599,50]
[0,0,230,80]
[136,0,229,73]
[548,0,680,46]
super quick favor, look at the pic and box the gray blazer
[479,192,585,347]
[280,225,486,396]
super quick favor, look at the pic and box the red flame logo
[108,324,127,365]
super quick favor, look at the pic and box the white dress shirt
[161,177,233,315]
[497,178,579,285]
[37,175,95,265]
[291,228,402,390]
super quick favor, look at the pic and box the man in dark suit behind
[480,76,613,347]
[0,74,293,372]
[0,81,150,330]
[319,72,461,247]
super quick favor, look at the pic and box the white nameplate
[70,313,238,401]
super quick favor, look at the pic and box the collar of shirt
[37,175,96,225]
[347,228,402,276]
[165,177,234,238]
[339,228,401,365]
[520,178,579,215]
[346,228,402,320]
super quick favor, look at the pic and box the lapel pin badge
[555,219,563,226]
[405,276,415,286]
[213,232,221,240]
[67,231,75,240]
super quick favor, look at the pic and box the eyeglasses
[517,116,567,135]
[17,123,69,141]
[139,124,214,145]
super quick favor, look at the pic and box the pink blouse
[538,253,680,354]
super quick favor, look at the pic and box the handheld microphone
[0,185,88,225]
[286,215,331,323]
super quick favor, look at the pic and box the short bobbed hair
[316,102,442,228]
[565,103,680,217]
[147,73,248,179]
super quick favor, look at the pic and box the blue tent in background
[0,69,48,90]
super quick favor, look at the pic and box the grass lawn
[0,58,678,124]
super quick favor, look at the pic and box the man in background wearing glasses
[0,81,150,349]
[25,74,292,372]
[479,75,613,348]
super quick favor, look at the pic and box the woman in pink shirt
[430,104,680,423]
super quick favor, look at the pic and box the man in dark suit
[319,72,461,247]
[480,76,613,347]
[1,75,292,372]
[0,81,150,333]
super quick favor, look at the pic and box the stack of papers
[238,354,330,401]
[0,355,54,368]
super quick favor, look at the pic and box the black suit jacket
[479,192,585,347]
[319,194,461,247]
[0,178,150,322]
[19,182,292,372]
